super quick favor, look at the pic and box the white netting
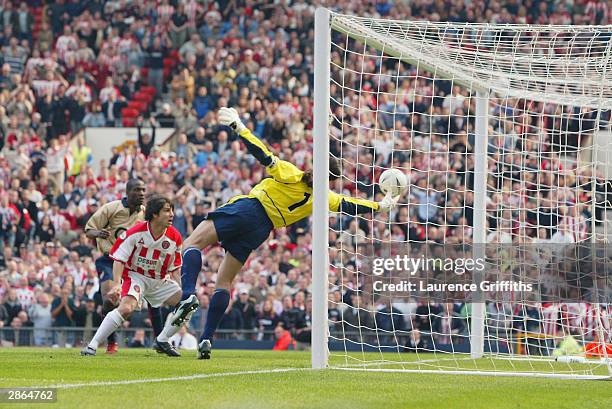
[322,12,612,378]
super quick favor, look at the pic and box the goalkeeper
[176,107,399,359]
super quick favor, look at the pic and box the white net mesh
[323,12,612,378]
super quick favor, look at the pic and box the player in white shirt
[81,195,199,357]
[169,325,198,351]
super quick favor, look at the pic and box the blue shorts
[207,198,274,264]
[95,254,114,282]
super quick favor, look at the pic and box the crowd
[0,0,611,350]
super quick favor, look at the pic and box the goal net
[312,8,612,379]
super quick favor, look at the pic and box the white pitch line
[43,368,310,390]
[333,367,611,380]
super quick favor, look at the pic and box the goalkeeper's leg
[198,252,243,359]
[179,220,219,301]
[172,220,219,341]
[179,248,202,301]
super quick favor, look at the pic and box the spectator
[29,293,52,346]
[45,136,70,196]
[51,286,75,345]
[82,103,106,127]
[3,37,28,74]
[55,220,78,247]
[235,289,257,338]
[34,214,55,242]
[217,298,243,339]
[3,288,22,325]
[155,103,176,128]
[171,69,195,104]
[189,293,209,335]
[279,295,307,338]
[170,325,198,350]
[193,86,215,120]
[6,314,32,346]
[169,4,189,49]
[146,37,166,96]
[250,274,269,305]
[98,77,119,104]
[405,329,428,352]
[137,117,157,158]
[272,325,294,351]
[194,141,218,167]
[0,294,9,327]
[257,299,279,341]
[101,92,127,127]
[128,329,149,348]
[73,297,102,344]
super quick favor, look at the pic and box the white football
[378,168,407,196]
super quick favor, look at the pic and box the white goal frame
[311,7,612,379]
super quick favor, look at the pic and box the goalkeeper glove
[378,192,400,212]
[218,107,246,133]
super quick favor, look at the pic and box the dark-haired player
[81,195,197,357]
[84,178,164,353]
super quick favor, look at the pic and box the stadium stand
[0,0,610,348]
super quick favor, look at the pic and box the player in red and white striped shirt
[81,195,199,357]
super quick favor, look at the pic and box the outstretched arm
[218,107,399,213]
[237,127,274,166]
[218,107,274,166]
[329,191,379,214]
[329,191,399,214]
[218,107,304,184]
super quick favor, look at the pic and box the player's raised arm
[218,107,274,166]
[329,191,399,214]
[218,107,304,184]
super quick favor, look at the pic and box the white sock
[89,309,125,349]
[157,313,180,343]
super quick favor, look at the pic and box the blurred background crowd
[0,0,610,350]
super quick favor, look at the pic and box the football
[378,168,408,196]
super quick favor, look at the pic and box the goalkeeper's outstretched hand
[378,192,400,212]
[218,107,246,133]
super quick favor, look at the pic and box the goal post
[312,8,612,379]
[470,91,489,359]
[312,6,331,370]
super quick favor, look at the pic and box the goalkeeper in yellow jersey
[176,107,399,359]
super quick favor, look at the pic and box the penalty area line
[45,368,310,389]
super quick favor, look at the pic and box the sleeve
[328,191,379,214]
[237,128,305,184]
[109,230,133,263]
[85,204,109,232]
[237,128,275,166]
[169,235,183,272]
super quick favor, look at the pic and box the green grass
[0,348,610,409]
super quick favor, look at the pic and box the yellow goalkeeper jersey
[227,129,379,228]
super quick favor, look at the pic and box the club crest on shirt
[138,238,145,245]
[134,285,140,293]
[162,240,170,249]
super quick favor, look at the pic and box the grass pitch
[0,348,610,409]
